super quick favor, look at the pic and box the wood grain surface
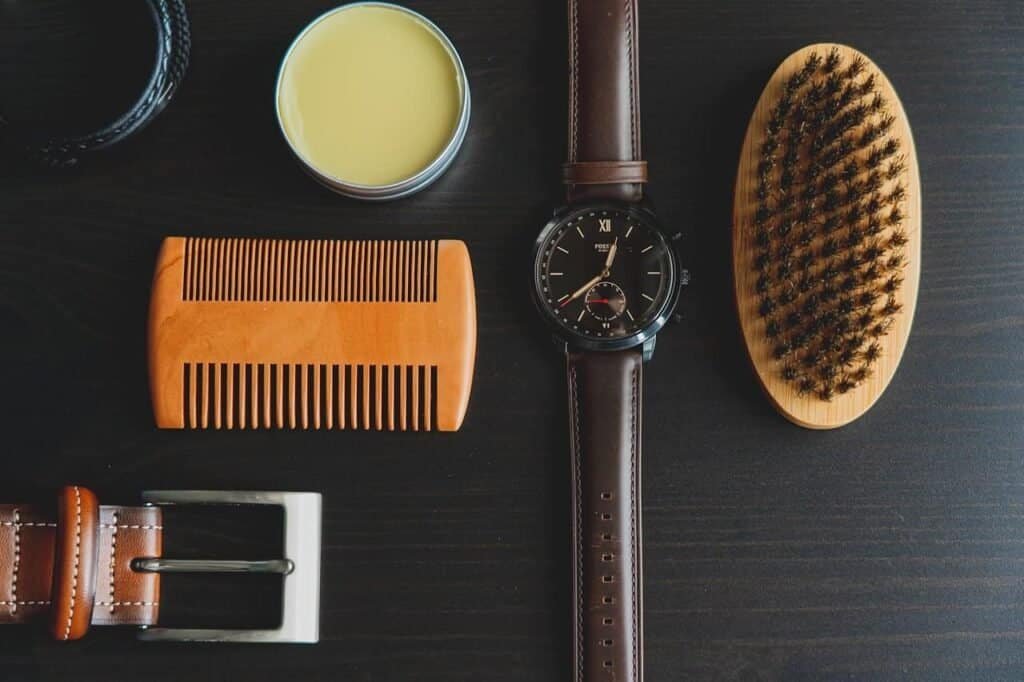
[0,1,1022,680]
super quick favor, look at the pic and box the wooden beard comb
[733,44,921,429]
[148,237,476,431]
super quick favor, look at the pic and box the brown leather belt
[0,486,321,643]
[0,486,161,640]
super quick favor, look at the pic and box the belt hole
[602,639,613,646]
[600,492,613,500]
[602,575,613,583]
[602,596,614,605]
[601,513,612,521]
[604,661,613,669]
[603,617,614,625]
[602,533,612,541]
[602,553,613,561]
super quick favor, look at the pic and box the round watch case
[531,202,683,353]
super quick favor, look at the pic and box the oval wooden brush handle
[733,43,922,429]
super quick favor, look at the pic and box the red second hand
[559,297,611,309]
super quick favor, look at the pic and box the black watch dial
[534,207,676,344]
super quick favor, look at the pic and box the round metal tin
[274,2,471,201]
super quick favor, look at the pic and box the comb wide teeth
[183,362,438,431]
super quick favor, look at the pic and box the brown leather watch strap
[0,486,162,640]
[565,0,646,204]
[567,350,643,682]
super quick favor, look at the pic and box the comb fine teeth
[148,237,476,432]
[181,238,439,303]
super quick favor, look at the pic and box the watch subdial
[585,281,627,322]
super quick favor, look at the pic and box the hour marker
[557,246,569,254]
[641,293,655,302]
[646,271,662,275]
[598,218,612,233]
[577,309,586,322]
[625,225,634,239]
[641,245,653,253]
[550,272,564,276]
[576,225,585,238]
[625,309,635,321]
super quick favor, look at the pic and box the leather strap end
[49,486,99,641]
[562,160,648,187]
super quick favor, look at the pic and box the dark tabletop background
[0,1,1022,680]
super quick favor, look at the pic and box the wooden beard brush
[733,44,921,429]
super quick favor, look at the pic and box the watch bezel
[531,201,681,352]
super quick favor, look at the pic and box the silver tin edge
[274,1,471,201]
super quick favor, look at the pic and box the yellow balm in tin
[276,3,470,199]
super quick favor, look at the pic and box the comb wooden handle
[148,237,476,431]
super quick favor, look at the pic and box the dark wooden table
[1,1,1022,680]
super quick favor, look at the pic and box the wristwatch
[530,1,685,680]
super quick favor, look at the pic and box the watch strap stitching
[625,0,638,160]
[569,0,579,163]
[569,361,585,682]
[631,363,640,682]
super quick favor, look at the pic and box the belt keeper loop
[49,486,99,641]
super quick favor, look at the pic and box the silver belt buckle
[135,490,322,644]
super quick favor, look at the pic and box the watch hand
[560,272,604,308]
[604,237,619,270]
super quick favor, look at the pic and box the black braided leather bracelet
[1,0,191,168]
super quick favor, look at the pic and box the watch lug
[641,336,656,362]
[638,194,657,214]
[552,334,569,355]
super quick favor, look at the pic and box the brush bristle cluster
[753,48,908,401]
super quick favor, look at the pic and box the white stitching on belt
[0,522,56,528]
[95,601,158,607]
[108,511,118,613]
[62,486,82,640]
[10,509,19,613]
[99,524,163,530]
[0,600,50,606]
